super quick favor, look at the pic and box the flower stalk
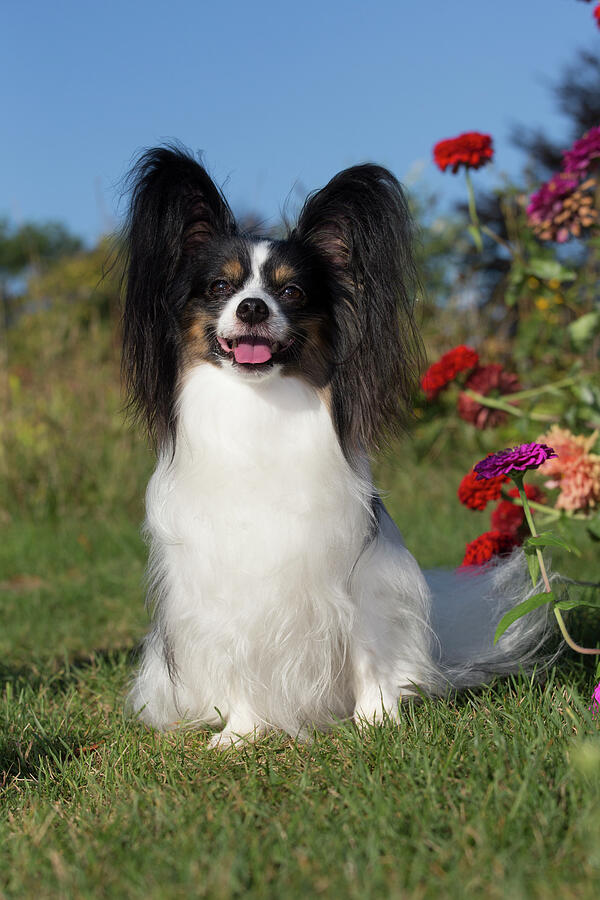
[513,471,600,656]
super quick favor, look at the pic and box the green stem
[462,389,557,422]
[505,376,579,402]
[514,473,600,656]
[480,223,513,255]
[507,494,589,521]
[553,607,600,655]
[465,170,480,229]
[465,170,483,252]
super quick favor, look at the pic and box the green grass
[2,450,599,899]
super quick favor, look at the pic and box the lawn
[1,440,599,899]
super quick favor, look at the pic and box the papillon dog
[122,146,551,746]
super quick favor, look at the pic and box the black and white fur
[122,146,551,746]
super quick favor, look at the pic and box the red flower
[457,364,521,429]
[458,469,508,511]
[433,132,494,174]
[421,345,479,400]
[490,486,545,537]
[460,531,519,568]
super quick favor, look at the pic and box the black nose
[236,297,269,326]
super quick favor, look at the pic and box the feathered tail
[425,550,559,690]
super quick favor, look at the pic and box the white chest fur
[141,365,375,732]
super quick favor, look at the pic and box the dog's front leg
[207,709,265,750]
[352,638,401,725]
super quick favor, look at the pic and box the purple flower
[591,681,600,715]
[474,443,557,480]
[526,173,581,243]
[563,125,600,174]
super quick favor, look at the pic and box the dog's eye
[209,279,233,296]
[280,284,304,301]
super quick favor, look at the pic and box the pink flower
[537,426,600,511]
[563,125,600,174]
[590,680,600,715]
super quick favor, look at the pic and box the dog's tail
[424,550,559,691]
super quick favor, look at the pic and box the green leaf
[526,552,540,584]
[494,591,555,645]
[568,311,600,350]
[524,532,577,554]
[525,259,577,282]
[467,224,483,252]
[555,595,600,611]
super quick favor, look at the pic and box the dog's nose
[236,298,269,326]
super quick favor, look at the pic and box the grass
[2,450,599,899]
[2,301,599,898]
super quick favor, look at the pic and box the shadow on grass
[0,648,140,789]
[0,645,139,694]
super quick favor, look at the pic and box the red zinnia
[460,530,519,568]
[433,132,494,174]
[458,469,508,511]
[457,364,521,429]
[490,485,545,537]
[595,5,600,28]
[421,345,479,401]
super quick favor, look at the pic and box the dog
[122,145,550,746]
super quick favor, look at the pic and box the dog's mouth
[216,335,295,367]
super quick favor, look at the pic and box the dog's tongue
[234,338,272,365]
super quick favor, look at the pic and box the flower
[590,680,600,715]
[526,172,597,243]
[562,125,600,173]
[433,132,494,174]
[460,530,519,568]
[490,485,545,537]
[474,443,557,480]
[556,455,600,510]
[458,468,508,511]
[536,426,600,511]
[421,345,479,401]
[457,364,521,429]
[595,5,600,28]
[536,426,598,476]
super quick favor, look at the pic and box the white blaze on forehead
[216,239,289,339]
[247,240,272,287]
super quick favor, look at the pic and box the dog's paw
[353,690,401,727]
[207,722,262,750]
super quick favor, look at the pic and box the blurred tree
[0,218,83,276]
[512,50,600,183]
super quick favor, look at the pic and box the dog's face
[123,147,422,455]
[181,235,334,386]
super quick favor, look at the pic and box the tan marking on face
[222,258,244,282]
[282,315,332,390]
[272,264,296,286]
[182,310,216,367]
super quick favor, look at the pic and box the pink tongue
[233,338,272,364]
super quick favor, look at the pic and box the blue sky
[3,0,598,243]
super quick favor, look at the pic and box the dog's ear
[121,145,236,447]
[294,164,424,460]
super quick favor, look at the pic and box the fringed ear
[294,164,424,461]
[121,144,236,448]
